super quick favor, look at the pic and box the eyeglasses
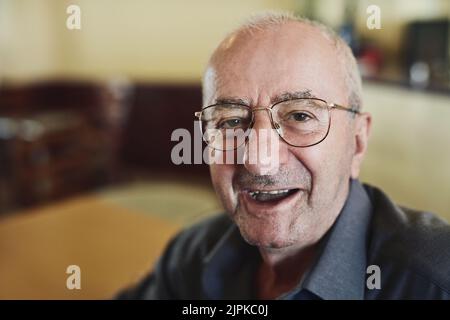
[194,98,359,151]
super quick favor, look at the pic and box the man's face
[205,23,368,250]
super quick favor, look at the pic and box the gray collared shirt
[118,179,450,299]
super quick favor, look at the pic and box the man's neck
[255,243,318,299]
[254,180,352,299]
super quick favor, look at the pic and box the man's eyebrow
[212,97,251,106]
[272,90,316,103]
[209,90,316,108]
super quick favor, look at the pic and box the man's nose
[242,110,287,175]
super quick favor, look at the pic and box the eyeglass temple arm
[330,103,360,114]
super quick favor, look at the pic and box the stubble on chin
[230,193,314,249]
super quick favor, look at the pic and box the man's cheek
[210,165,236,203]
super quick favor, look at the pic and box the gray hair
[203,11,363,111]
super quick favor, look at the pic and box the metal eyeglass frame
[194,97,360,149]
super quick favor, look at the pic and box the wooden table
[0,195,181,299]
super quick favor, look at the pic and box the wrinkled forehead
[204,22,348,106]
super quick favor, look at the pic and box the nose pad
[273,122,281,131]
[272,121,284,137]
[250,108,278,130]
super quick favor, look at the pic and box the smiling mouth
[247,188,299,203]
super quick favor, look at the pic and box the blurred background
[0,0,449,299]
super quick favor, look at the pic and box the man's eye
[218,118,243,129]
[287,112,313,122]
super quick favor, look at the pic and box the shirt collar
[202,179,373,300]
[300,179,373,299]
[202,223,260,299]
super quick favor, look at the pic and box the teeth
[248,189,290,197]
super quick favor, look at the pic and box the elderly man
[119,13,450,300]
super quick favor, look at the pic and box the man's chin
[237,224,294,249]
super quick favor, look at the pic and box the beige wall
[2,0,448,83]
[0,0,60,83]
[0,0,296,84]
[361,82,450,221]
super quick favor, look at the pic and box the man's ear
[351,112,372,179]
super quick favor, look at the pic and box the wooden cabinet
[0,81,124,211]
[2,111,110,207]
